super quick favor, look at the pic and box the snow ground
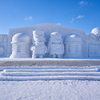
[0,66,100,100]
[0,80,100,100]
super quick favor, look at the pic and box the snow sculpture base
[0,58,100,66]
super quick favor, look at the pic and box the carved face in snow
[51,36,62,44]
[50,32,62,44]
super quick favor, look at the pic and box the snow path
[0,80,100,100]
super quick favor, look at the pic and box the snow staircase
[0,66,100,81]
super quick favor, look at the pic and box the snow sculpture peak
[31,31,47,58]
[50,32,61,36]
[48,32,64,58]
[65,33,82,43]
[90,28,100,41]
[12,33,30,43]
[91,27,100,38]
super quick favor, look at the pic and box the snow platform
[0,58,100,66]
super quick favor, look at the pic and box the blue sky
[0,0,100,34]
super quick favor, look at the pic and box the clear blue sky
[0,0,100,34]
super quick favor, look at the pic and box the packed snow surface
[0,80,100,100]
[0,66,100,100]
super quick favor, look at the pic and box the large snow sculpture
[65,33,83,58]
[10,33,31,58]
[90,28,100,41]
[31,31,47,58]
[48,32,64,58]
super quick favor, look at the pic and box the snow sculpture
[48,32,64,58]
[10,33,31,58]
[31,31,47,58]
[65,34,83,58]
[1,23,100,59]
[90,28,100,41]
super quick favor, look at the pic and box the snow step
[1,76,100,81]
[0,66,100,81]
[0,66,99,70]
[3,68,98,72]
[0,66,99,72]
[2,72,100,76]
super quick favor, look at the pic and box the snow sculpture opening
[31,31,47,58]
[10,33,31,58]
[65,34,83,58]
[48,32,64,58]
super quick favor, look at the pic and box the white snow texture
[0,66,100,100]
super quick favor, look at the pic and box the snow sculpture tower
[31,30,47,58]
[48,32,64,58]
[10,33,31,58]
[90,27,100,41]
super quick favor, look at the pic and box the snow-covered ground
[0,66,100,100]
[0,80,100,100]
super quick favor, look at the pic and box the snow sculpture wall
[48,32,64,58]
[65,34,83,58]
[0,35,8,57]
[10,33,31,58]
[7,23,87,58]
[31,31,47,58]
